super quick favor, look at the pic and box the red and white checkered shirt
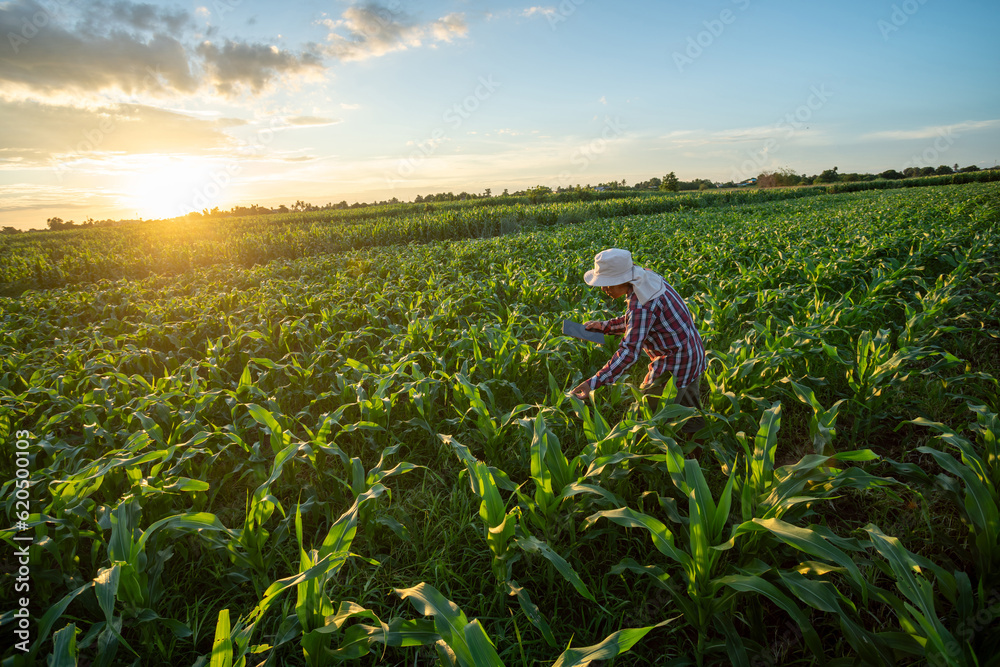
[588,278,706,390]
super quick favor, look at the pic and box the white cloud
[0,0,325,101]
[522,7,556,18]
[283,116,342,128]
[321,4,467,61]
[197,40,324,96]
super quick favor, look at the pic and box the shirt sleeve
[589,301,649,389]
[600,313,628,335]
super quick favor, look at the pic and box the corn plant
[446,434,598,643]
[586,455,766,665]
[894,405,1000,589]
[844,329,932,439]
[205,486,389,666]
[783,378,845,456]
[391,582,670,667]
[517,413,623,545]
[452,373,530,461]
[728,401,892,531]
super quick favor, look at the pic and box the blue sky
[1,0,998,228]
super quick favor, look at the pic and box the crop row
[1,183,998,665]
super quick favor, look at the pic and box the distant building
[736,178,757,187]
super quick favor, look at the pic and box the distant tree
[958,165,980,173]
[2,226,21,234]
[276,204,289,213]
[757,168,800,188]
[526,185,552,203]
[935,165,954,175]
[484,188,491,197]
[814,166,840,184]
[659,172,679,192]
[903,167,921,178]
[879,169,904,180]
[919,166,935,176]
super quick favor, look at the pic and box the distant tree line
[38,217,143,232]
[754,163,986,188]
[30,163,998,231]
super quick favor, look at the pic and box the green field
[2,182,999,666]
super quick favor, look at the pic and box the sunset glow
[119,159,218,220]
[0,0,998,229]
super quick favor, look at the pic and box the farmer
[571,248,707,436]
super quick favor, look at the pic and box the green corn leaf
[94,565,120,627]
[685,460,715,586]
[584,450,647,478]
[777,569,853,614]
[237,364,253,394]
[253,441,307,501]
[55,450,167,485]
[550,620,672,667]
[395,583,474,666]
[556,481,623,507]
[160,477,211,493]
[210,609,233,667]
[48,623,78,667]
[464,619,505,666]
[712,461,737,541]
[864,524,960,663]
[365,617,440,648]
[135,512,231,554]
[918,447,998,539]
[261,552,336,608]
[716,574,824,658]
[246,403,284,448]
[752,402,781,490]
[514,534,596,603]
[27,580,93,657]
[586,507,690,571]
[714,614,749,667]
[751,517,867,601]
[319,484,386,561]
[470,461,507,529]
[507,580,556,647]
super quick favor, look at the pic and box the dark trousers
[641,374,705,434]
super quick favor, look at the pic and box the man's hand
[571,380,592,400]
[583,321,603,331]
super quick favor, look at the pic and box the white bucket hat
[584,248,635,286]
[584,248,666,305]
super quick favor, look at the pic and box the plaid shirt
[588,278,706,391]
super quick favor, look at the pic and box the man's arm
[585,314,627,335]
[573,310,642,400]
[589,307,646,390]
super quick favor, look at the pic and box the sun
[120,158,220,219]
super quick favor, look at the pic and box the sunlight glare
[121,159,220,220]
